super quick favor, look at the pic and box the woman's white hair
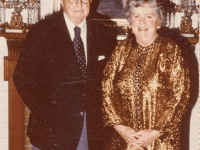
[122,0,165,26]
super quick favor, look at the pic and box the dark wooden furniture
[1,33,30,150]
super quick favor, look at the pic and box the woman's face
[130,3,159,42]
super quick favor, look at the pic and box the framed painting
[90,0,129,28]
[96,0,126,19]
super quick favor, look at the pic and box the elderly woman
[102,0,190,150]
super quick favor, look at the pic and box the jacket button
[80,112,84,116]
[55,143,58,146]
[83,93,86,97]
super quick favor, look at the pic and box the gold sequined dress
[102,36,190,150]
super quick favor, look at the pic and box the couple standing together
[13,0,191,150]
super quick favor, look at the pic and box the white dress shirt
[63,12,88,65]
[63,13,89,150]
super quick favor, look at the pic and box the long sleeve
[102,41,131,126]
[101,36,190,149]
[154,41,190,135]
[13,25,48,113]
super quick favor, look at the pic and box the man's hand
[132,129,161,147]
[114,125,144,149]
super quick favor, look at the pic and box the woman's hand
[132,129,161,147]
[114,125,144,149]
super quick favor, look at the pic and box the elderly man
[13,0,117,150]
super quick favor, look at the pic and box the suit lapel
[54,12,81,75]
[86,19,98,73]
[55,15,99,77]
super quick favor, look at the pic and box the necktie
[73,26,87,78]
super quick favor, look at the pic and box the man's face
[61,0,91,25]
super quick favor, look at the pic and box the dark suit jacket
[13,11,117,150]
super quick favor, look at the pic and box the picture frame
[96,0,126,19]
[90,0,129,26]
[89,0,130,38]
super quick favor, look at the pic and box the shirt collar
[63,12,86,40]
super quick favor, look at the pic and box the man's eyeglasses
[68,0,92,4]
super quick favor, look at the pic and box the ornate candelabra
[27,0,40,25]
[8,1,26,29]
[175,0,198,34]
[0,0,40,32]
[163,1,176,29]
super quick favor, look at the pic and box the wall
[0,37,8,150]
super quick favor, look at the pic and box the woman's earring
[157,22,161,29]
